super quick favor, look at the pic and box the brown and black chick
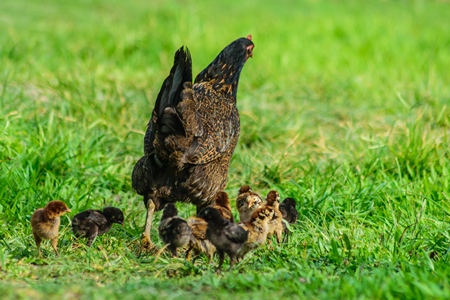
[236,185,262,223]
[236,206,274,260]
[279,198,298,242]
[72,207,124,247]
[30,200,71,257]
[198,207,248,272]
[132,36,254,251]
[158,203,193,257]
[185,191,232,261]
[264,190,283,245]
[213,191,234,222]
[185,216,216,262]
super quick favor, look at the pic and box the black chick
[158,203,193,257]
[279,198,298,242]
[132,36,254,251]
[72,207,124,247]
[198,207,248,273]
[31,200,71,257]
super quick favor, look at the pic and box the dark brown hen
[132,36,254,250]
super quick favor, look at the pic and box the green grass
[1,0,450,298]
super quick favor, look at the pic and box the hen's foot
[141,233,157,253]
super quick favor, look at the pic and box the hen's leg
[141,198,156,251]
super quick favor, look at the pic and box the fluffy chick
[279,197,298,242]
[264,190,283,244]
[213,191,234,222]
[31,200,71,257]
[236,185,262,222]
[185,216,216,262]
[198,207,248,272]
[158,203,193,257]
[72,207,124,246]
[236,206,274,260]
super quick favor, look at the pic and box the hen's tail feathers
[154,46,193,119]
[143,46,192,156]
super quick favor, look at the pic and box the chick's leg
[51,238,59,256]
[141,198,156,252]
[276,229,282,245]
[216,250,225,274]
[86,225,99,247]
[33,232,42,257]
[229,254,236,271]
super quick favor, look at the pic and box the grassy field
[1,0,450,298]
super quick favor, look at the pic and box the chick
[198,207,248,272]
[236,185,262,222]
[31,200,71,257]
[72,207,124,247]
[213,191,234,222]
[158,203,193,257]
[264,190,283,244]
[236,206,274,260]
[279,197,298,242]
[185,216,216,262]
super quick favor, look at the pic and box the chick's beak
[66,208,72,213]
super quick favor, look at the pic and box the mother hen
[132,36,254,250]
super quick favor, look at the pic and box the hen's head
[195,35,254,98]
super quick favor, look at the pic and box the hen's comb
[247,35,252,40]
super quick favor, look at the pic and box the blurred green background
[1,0,450,299]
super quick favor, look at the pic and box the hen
[198,207,248,272]
[236,185,262,222]
[31,200,71,257]
[158,203,193,257]
[132,36,254,250]
[72,207,124,247]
